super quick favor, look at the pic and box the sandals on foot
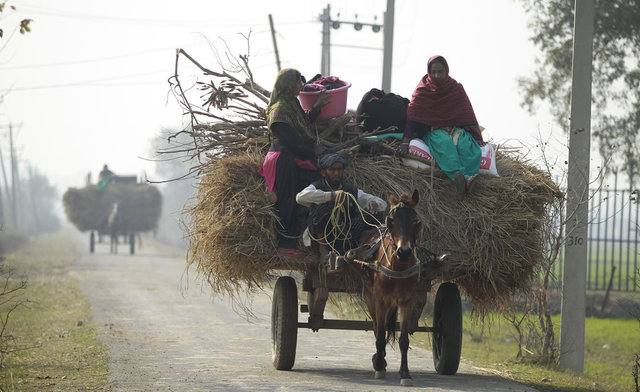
[466,174,478,194]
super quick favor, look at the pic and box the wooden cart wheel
[90,231,95,253]
[432,282,462,375]
[129,233,135,255]
[271,276,298,370]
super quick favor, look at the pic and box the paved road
[70,232,538,391]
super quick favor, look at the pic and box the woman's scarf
[266,68,310,139]
[406,55,479,128]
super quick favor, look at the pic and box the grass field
[0,232,108,392]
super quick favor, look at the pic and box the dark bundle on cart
[62,176,162,254]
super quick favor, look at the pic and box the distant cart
[63,175,162,254]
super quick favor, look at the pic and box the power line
[0,45,200,70]
[0,70,167,92]
[12,3,313,28]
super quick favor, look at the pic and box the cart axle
[298,318,434,333]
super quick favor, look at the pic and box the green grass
[0,232,108,391]
[413,312,640,392]
[324,292,639,391]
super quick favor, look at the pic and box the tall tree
[518,0,640,186]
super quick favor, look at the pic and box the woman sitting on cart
[397,55,485,201]
[258,68,330,258]
[296,153,387,258]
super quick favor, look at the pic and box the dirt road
[70,233,538,391]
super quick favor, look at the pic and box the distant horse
[106,203,123,254]
[361,189,422,386]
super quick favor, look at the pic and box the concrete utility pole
[268,14,282,72]
[0,165,3,229]
[320,5,331,76]
[319,4,385,80]
[0,146,11,228]
[560,0,595,372]
[9,125,18,229]
[381,0,395,92]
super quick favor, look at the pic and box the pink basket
[298,82,352,120]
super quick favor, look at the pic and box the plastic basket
[298,82,352,120]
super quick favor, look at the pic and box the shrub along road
[69,232,538,391]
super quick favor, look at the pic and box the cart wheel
[90,231,95,253]
[432,282,462,375]
[129,233,135,255]
[271,276,298,370]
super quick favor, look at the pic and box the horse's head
[385,189,421,262]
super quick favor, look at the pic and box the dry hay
[185,143,562,314]
[345,152,562,312]
[63,183,162,233]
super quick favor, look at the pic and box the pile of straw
[63,184,162,233]
[185,143,562,312]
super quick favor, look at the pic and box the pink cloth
[306,76,346,91]
[258,151,317,191]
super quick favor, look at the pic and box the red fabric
[406,55,479,131]
[258,151,317,191]
[258,151,280,192]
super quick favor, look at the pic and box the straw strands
[184,143,562,313]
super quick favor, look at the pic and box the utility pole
[268,14,282,72]
[320,4,331,76]
[560,0,595,372]
[0,146,11,228]
[319,4,384,79]
[381,0,395,92]
[0,165,4,230]
[9,125,18,229]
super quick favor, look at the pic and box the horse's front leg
[398,303,413,386]
[371,303,388,378]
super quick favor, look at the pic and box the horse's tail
[385,307,398,344]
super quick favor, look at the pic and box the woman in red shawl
[399,55,484,200]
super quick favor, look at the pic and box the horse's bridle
[345,203,422,279]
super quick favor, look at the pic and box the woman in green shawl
[258,68,329,257]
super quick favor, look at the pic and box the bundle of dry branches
[63,184,162,233]
[169,44,563,314]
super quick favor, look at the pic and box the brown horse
[362,189,422,386]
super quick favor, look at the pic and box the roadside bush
[0,264,28,367]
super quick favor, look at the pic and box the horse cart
[62,176,162,255]
[270,253,463,378]
[269,193,464,386]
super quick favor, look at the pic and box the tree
[148,128,198,248]
[518,0,640,186]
